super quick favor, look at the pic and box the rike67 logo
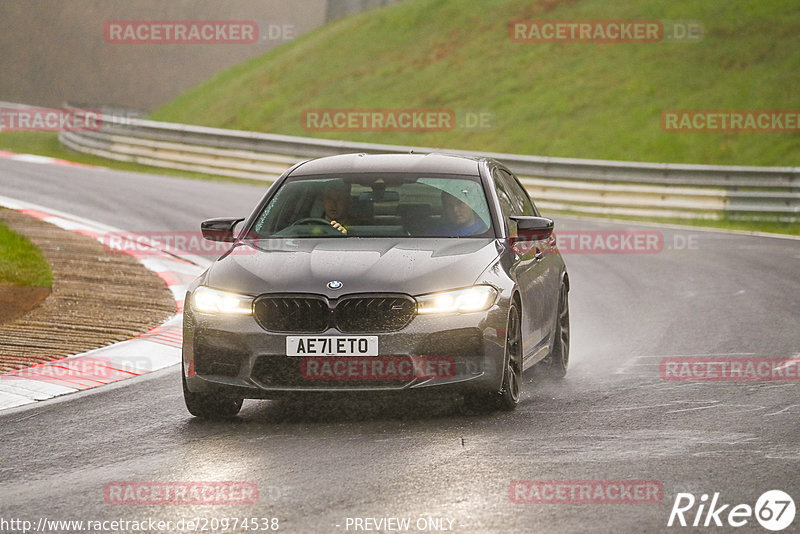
[668,490,795,531]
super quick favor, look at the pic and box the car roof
[290,153,485,177]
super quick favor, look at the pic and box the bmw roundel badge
[327,280,343,290]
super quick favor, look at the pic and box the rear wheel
[540,284,570,378]
[182,371,243,419]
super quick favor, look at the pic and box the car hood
[203,238,501,297]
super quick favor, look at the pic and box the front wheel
[182,371,243,419]
[462,302,522,413]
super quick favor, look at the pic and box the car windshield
[251,173,494,238]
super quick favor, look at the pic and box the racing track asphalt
[0,158,798,533]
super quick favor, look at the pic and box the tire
[462,302,522,413]
[497,302,522,410]
[540,283,570,379]
[182,371,243,419]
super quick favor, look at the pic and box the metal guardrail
[47,110,799,221]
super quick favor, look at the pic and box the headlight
[416,286,498,314]
[191,286,253,315]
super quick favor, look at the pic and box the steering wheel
[284,217,344,235]
[290,217,335,227]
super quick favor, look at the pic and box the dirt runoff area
[0,209,176,372]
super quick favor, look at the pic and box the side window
[499,169,536,216]
[492,169,515,219]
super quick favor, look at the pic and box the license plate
[286,336,378,357]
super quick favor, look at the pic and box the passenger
[436,191,488,236]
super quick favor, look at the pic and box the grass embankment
[0,214,52,288]
[150,0,800,167]
[2,0,798,233]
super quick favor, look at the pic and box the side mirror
[201,217,245,242]
[510,216,554,240]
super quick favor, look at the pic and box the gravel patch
[0,209,177,372]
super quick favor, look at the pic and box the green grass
[150,0,800,167]
[1,0,797,235]
[0,214,53,287]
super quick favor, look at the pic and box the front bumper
[182,303,508,399]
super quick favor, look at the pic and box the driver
[321,183,354,234]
